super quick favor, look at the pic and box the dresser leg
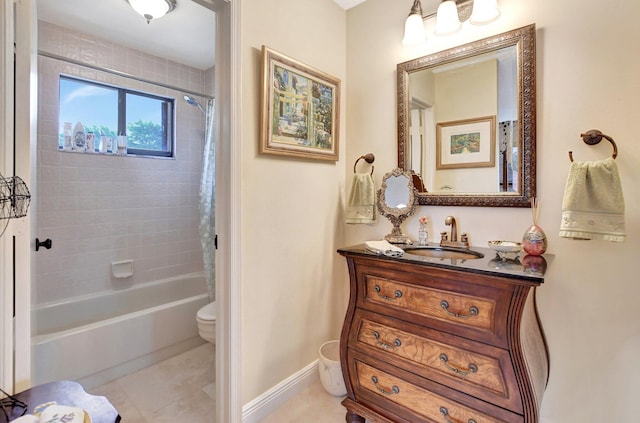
[345,411,366,423]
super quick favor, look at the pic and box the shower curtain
[199,98,216,301]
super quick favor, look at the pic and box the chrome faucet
[440,216,469,248]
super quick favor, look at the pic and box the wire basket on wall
[0,172,31,220]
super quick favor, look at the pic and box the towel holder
[354,153,375,175]
[569,129,618,162]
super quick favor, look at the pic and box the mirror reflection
[398,24,537,207]
[385,174,412,208]
[407,47,517,193]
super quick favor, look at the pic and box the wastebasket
[319,340,347,397]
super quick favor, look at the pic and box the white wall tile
[36,21,206,304]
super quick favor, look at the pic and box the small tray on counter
[488,241,522,253]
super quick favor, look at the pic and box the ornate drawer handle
[440,300,479,319]
[371,376,399,396]
[439,353,478,376]
[373,331,402,350]
[374,285,403,301]
[439,406,477,423]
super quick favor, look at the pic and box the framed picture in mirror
[260,46,340,161]
[436,115,496,169]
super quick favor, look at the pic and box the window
[59,76,175,157]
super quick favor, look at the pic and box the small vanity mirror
[377,168,417,244]
[397,24,536,207]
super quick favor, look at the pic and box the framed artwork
[260,46,340,161]
[436,116,496,170]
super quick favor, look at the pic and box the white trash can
[319,340,347,397]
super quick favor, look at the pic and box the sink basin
[403,245,485,260]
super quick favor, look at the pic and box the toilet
[196,302,216,344]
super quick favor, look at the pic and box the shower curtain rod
[38,50,214,101]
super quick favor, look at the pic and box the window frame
[60,75,176,158]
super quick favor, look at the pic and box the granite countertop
[338,243,552,283]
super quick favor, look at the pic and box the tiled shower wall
[35,21,212,305]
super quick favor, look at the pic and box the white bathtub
[32,273,209,388]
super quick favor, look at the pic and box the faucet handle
[460,233,468,243]
[440,231,448,242]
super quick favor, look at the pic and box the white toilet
[196,302,216,344]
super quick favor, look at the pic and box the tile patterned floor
[91,343,350,422]
[91,343,215,422]
[260,379,346,423]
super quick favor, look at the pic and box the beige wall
[345,0,640,422]
[434,60,498,192]
[240,0,348,403]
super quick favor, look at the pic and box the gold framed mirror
[397,24,536,207]
[377,168,417,244]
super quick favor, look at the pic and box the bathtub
[32,272,210,388]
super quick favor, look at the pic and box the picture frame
[436,116,496,170]
[260,46,340,161]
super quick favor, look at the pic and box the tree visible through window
[59,76,174,157]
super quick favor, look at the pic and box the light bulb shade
[402,13,426,46]
[469,0,500,25]
[434,1,462,36]
[126,0,176,23]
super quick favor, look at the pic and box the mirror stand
[382,217,413,245]
[377,168,418,244]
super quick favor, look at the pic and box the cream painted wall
[240,0,348,404]
[434,60,498,192]
[345,0,640,421]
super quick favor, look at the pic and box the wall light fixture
[402,0,500,46]
[125,0,177,24]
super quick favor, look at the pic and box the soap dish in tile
[488,240,522,253]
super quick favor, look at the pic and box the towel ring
[568,130,618,162]
[354,153,375,175]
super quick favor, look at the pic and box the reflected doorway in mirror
[499,120,518,192]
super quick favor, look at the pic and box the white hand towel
[38,405,86,423]
[30,403,87,423]
[345,173,376,224]
[364,240,404,257]
[9,416,39,423]
[559,157,625,241]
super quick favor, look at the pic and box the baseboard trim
[242,359,319,423]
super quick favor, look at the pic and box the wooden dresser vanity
[338,245,549,423]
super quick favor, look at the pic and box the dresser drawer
[351,358,523,423]
[350,310,523,414]
[357,264,513,347]
[340,250,548,423]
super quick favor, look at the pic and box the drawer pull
[439,406,477,423]
[371,376,400,396]
[440,300,479,319]
[439,353,478,376]
[374,285,403,301]
[373,331,402,349]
